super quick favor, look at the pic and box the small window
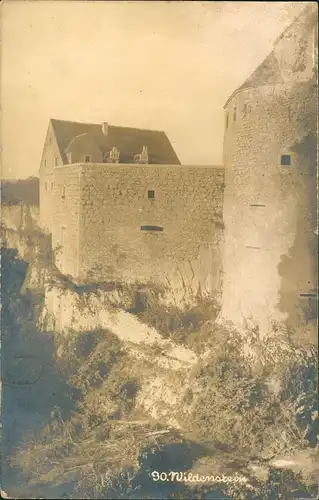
[233,106,237,122]
[148,190,155,199]
[45,182,47,191]
[281,154,291,166]
[49,138,52,145]
[226,113,229,129]
[62,186,66,199]
[54,157,59,166]
[51,182,53,190]
[84,155,91,163]
[141,225,163,232]
[44,159,47,167]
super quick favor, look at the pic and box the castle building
[39,119,181,231]
[219,4,318,336]
[39,120,224,301]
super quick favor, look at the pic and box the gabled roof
[50,119,181,165]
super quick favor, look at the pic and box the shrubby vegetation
[133,290,220,345]
[11,326,183,497]
[186,325,318,457]
[2,245,318,498]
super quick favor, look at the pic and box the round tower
[219,4,318,337]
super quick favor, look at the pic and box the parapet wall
[52,163,224,305]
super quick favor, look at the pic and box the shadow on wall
[277,134,318,330]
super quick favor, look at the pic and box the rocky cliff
[1,205,318,499]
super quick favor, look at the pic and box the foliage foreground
[2,247,318,499]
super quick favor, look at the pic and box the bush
[185,324,318,457]
[135,295,220,345]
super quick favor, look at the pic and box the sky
[1,0,307,179]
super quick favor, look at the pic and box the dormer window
[84,155,91,163]
[134,145,149,164]
[107,147,120,163]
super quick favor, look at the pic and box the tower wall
[220,5,317,335]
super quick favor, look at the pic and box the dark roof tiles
[50,119,181,165]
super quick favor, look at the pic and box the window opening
[281,154,291,166]
[141,225,163,232]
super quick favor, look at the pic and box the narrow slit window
[141,225,163,232]
[62,186,66,199]
[54,157,59,166]
[84,155,91,163]
[233,106,237,122]
[226,113,229,129]
[148,190,155,199]
[281,154,291,166]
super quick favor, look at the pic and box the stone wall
[39,121,63,232]
[52,163,224,305]
[52,165,81,277]
[220,6,317,335]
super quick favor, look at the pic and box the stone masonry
[51,163,224,303]
[219,4,318,335]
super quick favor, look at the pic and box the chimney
[102,122,108,136]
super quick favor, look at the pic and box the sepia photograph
[0,1,318,498]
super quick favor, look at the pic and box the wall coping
[53,163,224,171]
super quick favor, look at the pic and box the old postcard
[0,1,318,499]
